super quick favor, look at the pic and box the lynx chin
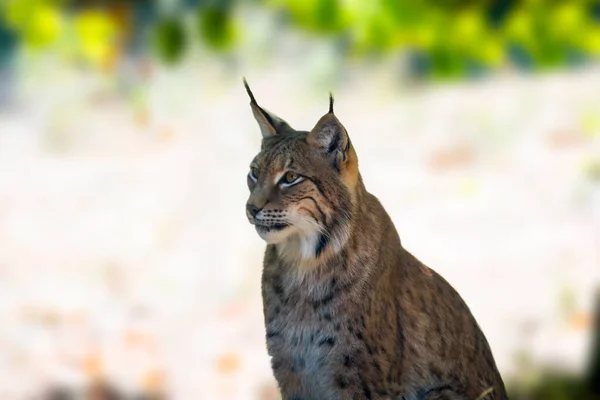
[243,79,508,400]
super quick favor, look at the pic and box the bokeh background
[0,0,599,399]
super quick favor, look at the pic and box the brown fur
[244,81,508,400]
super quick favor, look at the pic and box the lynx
[243,80,508,400]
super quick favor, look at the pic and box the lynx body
[244,81,508,400]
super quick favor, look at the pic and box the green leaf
[5,0,63,49]
[197,5,236,50]
[153,17,187,64]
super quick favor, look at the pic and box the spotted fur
[244,81,508,400]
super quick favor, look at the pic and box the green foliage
[508,371,598,400]
[153,17,187,64]
[2,0,63,49]
[265,0,600,78]
[73,10,118,66]
[1,0,600,78]
[197,4,236,50]
[269,0,347,33]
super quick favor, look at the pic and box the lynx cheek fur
[243,80,508,400]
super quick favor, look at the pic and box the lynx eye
[281,171,303,188]
[249,167,259,182]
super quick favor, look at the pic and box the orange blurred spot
[69,310,86,326]
[141,368,165,392]
[83,352,103,378]
[570,312,591,331]
[222,301,246,318]
[428,144,475,171]
[135,108,149,128]
[101,47,120,72]
[159,126,175,142]
[124,329,145,348]
[548,130,584,148]
[216,353,241,374]
[40,310,61,327]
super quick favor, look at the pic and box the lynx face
[246,133,337,244]
[244,80,358,260]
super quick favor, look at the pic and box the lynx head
[244,79,360,262]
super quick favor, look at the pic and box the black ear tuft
[243,77,257,105]
[243,78,293,138]
[329,92,334,114]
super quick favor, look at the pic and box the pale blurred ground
[0,52,599,398]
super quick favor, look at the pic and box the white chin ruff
[256,226,291,244]
[276,233,319,262]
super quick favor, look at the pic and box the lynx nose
[246,203,260,219]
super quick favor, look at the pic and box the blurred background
[0,0,599,399]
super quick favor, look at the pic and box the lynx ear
[307,101,350,171]
[243,78,291,138]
